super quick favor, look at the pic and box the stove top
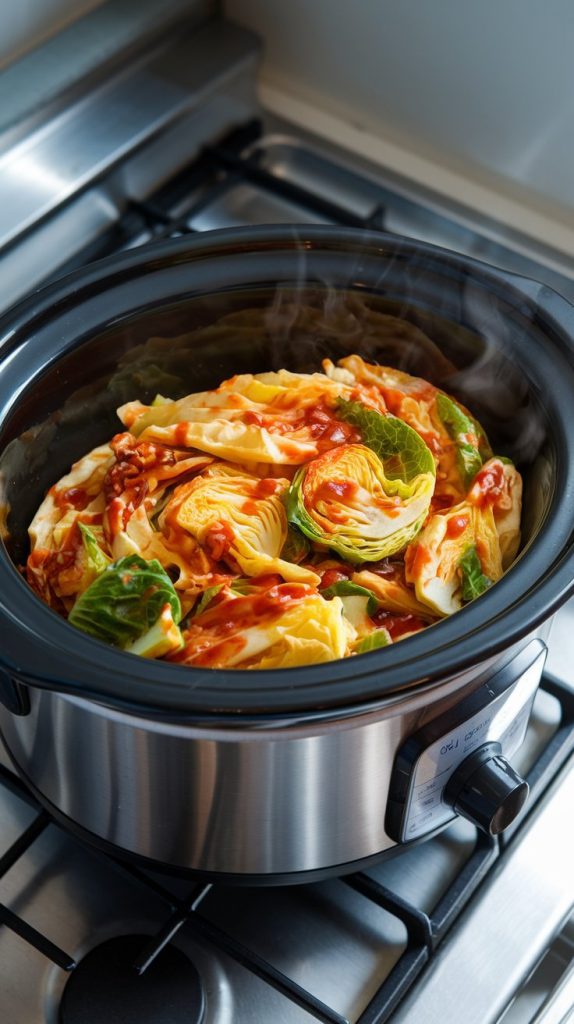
[1,11,574,1023]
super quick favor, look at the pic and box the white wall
[225,0,574,212]
[0,0,104,70]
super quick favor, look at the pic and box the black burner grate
[48,118,392,282]
[1,676,573,1024]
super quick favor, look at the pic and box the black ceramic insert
[1,227,574,717]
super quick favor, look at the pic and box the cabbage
[175,465,320,585]
[287,425,435,563]
[123,369,351,465]
[351,569,435,619]
[325,357,492,501]
[467,458,522,569]
[125,604,184,658]
[193,584,224,617]
[68,554,182,648]
[436,393,491,488]
[405,502,502,615]
[355,629,391,653]
[335,399,436,480]
[173,586,350,668]
[459,546,492,601]
[321,579,379,614]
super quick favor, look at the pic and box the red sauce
[107,497,124,536]
[315,479,358,504]
[242,397,361,452]
[446,515,469,539]
[430,493,455,513]
[244,411,266,427]
[378,386,406,416]
[470,461,505,508]
[174,422,189,446]
[370,608,427,640]
[241,500,259,516]
[254,477,279,497]
[408,544,433,577]
[363,558,402,580]
[186,635,248,668]
[60,487,89,510]
[320,567,354,589]
[203,521,235,562]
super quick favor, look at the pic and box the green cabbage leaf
[336,398,436,480]
[68,554,182,648]
[436,393,491,488]
[287,403,435,563]
[459,545,493,602]
[355,629,391,653]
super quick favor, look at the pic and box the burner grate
[47,118,392,282]
[0,675,572,1024]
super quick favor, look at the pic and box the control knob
[443,741,529,835]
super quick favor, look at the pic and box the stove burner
[59,936,205,1024]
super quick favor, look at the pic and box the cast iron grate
[50,117,392,281]
[1,675,573,1024]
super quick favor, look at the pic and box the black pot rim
[1,225,574,718]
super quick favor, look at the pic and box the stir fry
[26,356,522,669]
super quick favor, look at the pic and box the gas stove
[1,6,574,1023]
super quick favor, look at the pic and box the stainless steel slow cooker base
[0,634,547,879]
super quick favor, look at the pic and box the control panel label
[401,648,545,841]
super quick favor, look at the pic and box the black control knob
[444,741,529,836]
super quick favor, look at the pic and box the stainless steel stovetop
[1,8,574,1023]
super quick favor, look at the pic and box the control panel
[386,639,547,842]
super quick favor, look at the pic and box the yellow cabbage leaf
[174,588,350,668]
[352,569,436,619]
[173,465,319,584]
[288,442,435,562]
[467,458,522,569]
[405,502,502,616]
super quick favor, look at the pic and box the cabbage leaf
[287,439,435,563]
[459,546,492,602]
[405,502,502,615]
[175,465,319,584]
[355,629,391,653]
[322,579,379,615]
[68,554,182,647]
[436,393,490,488]
[336,399,436,480]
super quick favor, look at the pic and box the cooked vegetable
[436,393,485,488]
[287,439,434,563]
[322,579,379,614]
[174,464,319,585]
[171,582,350,669]
[335,399,436,480]
[68,555,182,647]
[280,525,311,564]
[405,502,502,616]
[193,584,224,617]
[467,457,522,568]
[26,352,522,668]
[459,546,492,601]
[355,630,391,653]
[79,523,110,576]
[125,604,184,658]
[351,569,435,619]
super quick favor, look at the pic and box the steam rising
[0,235,553,564]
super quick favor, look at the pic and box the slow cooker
[0,226,573,883]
